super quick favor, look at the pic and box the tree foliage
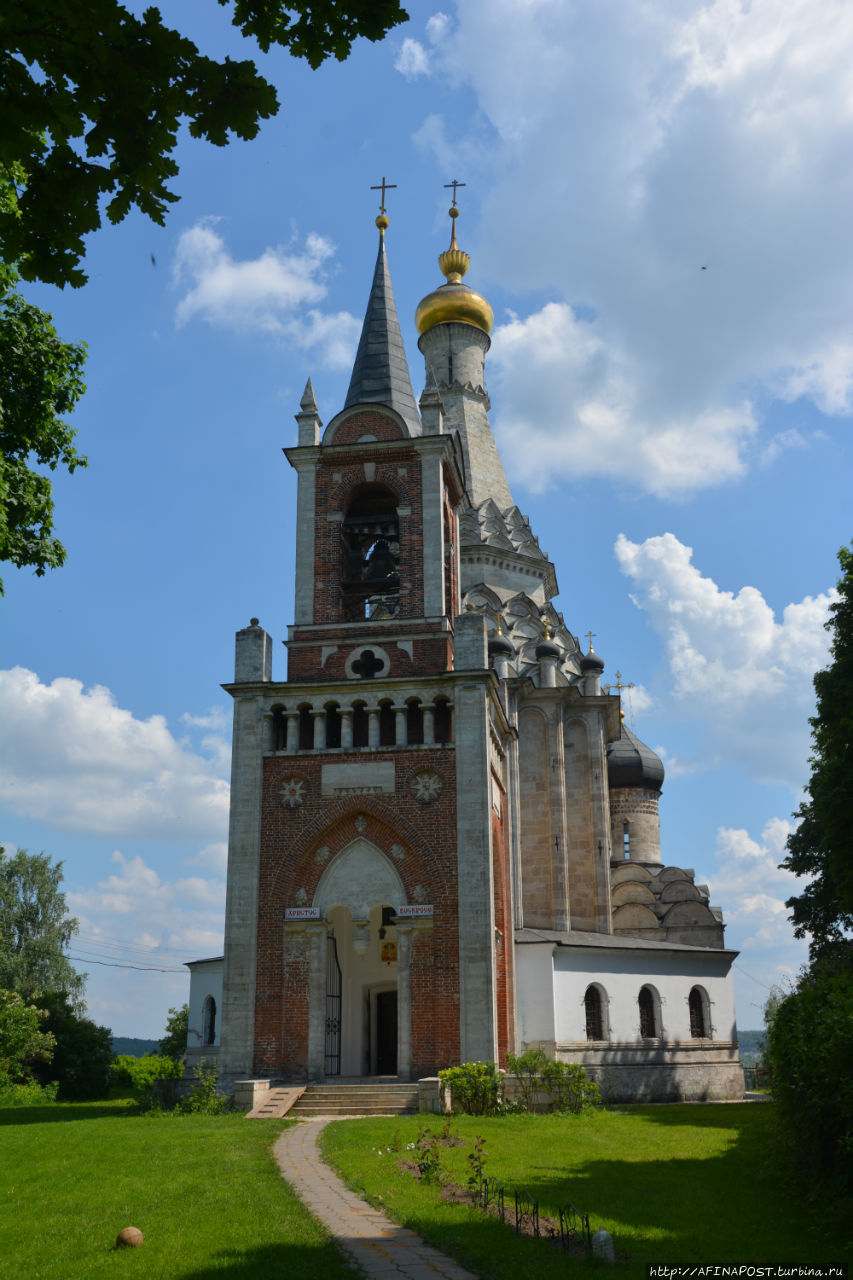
[781,544,853,954]
[0,847,85,1004]
[0,988,56,1084]
[0,177,87,590]
[159,1003,189,1061]
[764,947,853,1190]
[31,992,114,1100]
[2,0,409,288]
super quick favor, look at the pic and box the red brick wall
[285,632,454,683]
[327,410,405,446]
[254,748,461,1077]
[312,444,424,625]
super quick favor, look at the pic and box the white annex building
[187,194,743,1102]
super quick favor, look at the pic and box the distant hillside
[738,1029,765,1060]
[112,1036,159,1057]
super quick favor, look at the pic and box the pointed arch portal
[309,839,410,1078]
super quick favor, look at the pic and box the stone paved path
[273,1118,478,1280]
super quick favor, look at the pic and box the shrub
[505,1050,600,1113]
[439,1061,502,1115]
[765,945,853,1190]
[541,1060,601,1113]
[0,1076,59,1106]
[111,1052,182,1104]
[176,1060,226,1115]
[505,1048,550,1111]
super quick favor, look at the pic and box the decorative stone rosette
[279,776,306,809]
[409,769,442,804]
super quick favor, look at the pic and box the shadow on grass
[174,1241,359,1280]
[488,1106,848,1265]
[0,1100,142,1126]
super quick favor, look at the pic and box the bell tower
[217,194,515,1086]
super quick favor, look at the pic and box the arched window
[407,699,424,745]
[202,996,216,1046]
[584,985,605,1040]
[379,700,395,746]
[352,702,368,748]
[689,987,709,1038]
[298,705,313,751]
[434,698,453,744]
[271,706,287,751]
[325,703,342,749]
[638,986,658,1038]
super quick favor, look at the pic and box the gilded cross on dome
[370,176,397,232]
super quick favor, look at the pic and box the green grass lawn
[321,1107,852,1280]
[3,1098,849,1280]
[0,1098,357,1279]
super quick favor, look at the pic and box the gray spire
[344,233,421,434]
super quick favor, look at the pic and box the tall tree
[0,848,85,1005]
[0,170,87,592]
[158,1004,189,1061]
[0,989,56,1084]
[781,544,853,954]
[2,0,409,288]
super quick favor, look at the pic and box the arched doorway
[313,838,408,1078]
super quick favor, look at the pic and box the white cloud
[699,818,808,981]
[412,0,853,494]
[614,533,835,785]
[172,219,360,369]
[180,706,228,732]
[759,428,808,467]
[67,851,227,1036]
[395,37,431,78]
[0,668,230,839]
[188,842,229,875]
[491,303,756,496]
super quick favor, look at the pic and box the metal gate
[324,934,342,1076]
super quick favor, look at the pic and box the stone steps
[288,1082,419,1116]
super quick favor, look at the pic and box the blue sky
[2,0,851,1038]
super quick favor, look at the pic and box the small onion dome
[535,635,561,660]
[488,630,515,658]
[606,724,665,791]
[415,203,494,336]
[580,647,605,673]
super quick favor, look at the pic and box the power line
[733,962,774,992]
[67,953,186,974]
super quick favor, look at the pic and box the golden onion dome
[415,203,494,336]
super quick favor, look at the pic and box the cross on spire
[370,176,397,214]
[584,630,597,650]
[612,671,634,695]
[444,179,466,207]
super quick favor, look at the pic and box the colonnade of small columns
[265,694,453,753]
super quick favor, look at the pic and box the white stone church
[186,195,743,1102]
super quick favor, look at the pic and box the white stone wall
[516,941,737,1046]
[514,939,742,1100]
[187,959,223,1055]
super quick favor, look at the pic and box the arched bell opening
[340,483,401,621]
